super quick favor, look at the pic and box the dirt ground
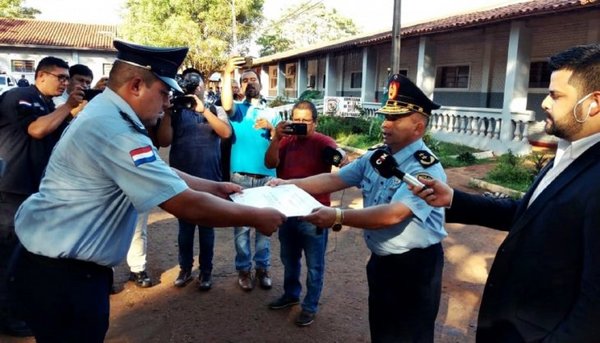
[3,162,507,343]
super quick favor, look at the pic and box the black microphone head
[323,146,343,167]
[369,149,398,178]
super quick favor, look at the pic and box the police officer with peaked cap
[9,40,286,342]
[268,74,447,342]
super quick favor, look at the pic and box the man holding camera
[268,75,447,342]
[265,100,344,327]
[228,68,281,291]
[0,56,84,337]
[54,64,93,118]
[157,67,232,290]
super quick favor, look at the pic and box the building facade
[252,0,600,154]
[0,18,117,85]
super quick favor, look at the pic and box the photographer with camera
[264,100,345,327]
[53,64,92,117]
[157,68,231,290]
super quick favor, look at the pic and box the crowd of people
[0,39,598,343]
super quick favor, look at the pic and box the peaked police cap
[113,39,188,93]
[377,74,441,117]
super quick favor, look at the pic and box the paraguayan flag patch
[129,146,156,167]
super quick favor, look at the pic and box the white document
[229,184,323,217]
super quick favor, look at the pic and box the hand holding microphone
[369,149,427,190]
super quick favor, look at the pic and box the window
[350,72,362,88]
[308,75,316,88]
[399,69,408,77]
[285,64,296,89]
[285,77,295,89]
[269,68,277,89]
[435,65,469,88]
[102,63,112,76]
[11,60,35,73]
[529,61,550,88]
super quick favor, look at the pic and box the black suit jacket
[447,142,600,342]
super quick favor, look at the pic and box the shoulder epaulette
[414,150,439,168]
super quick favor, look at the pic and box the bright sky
[24,0,529,32]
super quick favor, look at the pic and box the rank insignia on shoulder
[368,143,386,151]
[414,150,439,168]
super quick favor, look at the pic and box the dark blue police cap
[377,74,441,117]
[113,39,188,93]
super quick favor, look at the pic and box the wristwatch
[332,208,344,232]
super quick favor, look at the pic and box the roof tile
[0,18,117,50]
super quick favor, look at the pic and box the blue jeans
[177,219,214,275]
[279,218,328,314]
[231,172,272,271]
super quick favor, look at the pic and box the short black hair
[69,64,93,79]
[35,56,69,79]
[181,67,203,80]
[292,100,318,121]
[549,44,600,96]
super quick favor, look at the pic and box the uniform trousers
[367,243,443,343]
[10,246,112,343]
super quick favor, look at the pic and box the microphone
[323,146,346,167]
[369,149,426,189]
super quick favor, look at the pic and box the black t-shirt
[0,86,65,195]
[17,78,30,87]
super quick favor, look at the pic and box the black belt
[21,247,110,274]
[236,172,267,179]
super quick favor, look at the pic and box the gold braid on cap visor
[378,100,429,117]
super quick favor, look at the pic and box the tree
[121,0,264,78]
[256,1,359,56]
[0,0,40,18]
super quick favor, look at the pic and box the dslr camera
[171,73,202,110]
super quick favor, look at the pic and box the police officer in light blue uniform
[9,40,285,343]
[269,74,447,343]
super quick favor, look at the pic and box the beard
[244,84,260,99]
[545,108,583,140]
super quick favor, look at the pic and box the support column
[361,47,377,103]
[325,53,338,97]
[297,58,307,98]
[277,62,285,97]
[416,36,436,99]
[479,32,494,107]
[260,65,269,97]
[501,21,531,142]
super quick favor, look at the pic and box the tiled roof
[0,18,117,51]
[255,0,600,64]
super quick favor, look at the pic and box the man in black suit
[413,43,600,342]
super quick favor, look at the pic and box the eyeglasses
[45,71,69,83]
[292,118,313,124]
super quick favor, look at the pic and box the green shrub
[484,151,533,192]
[527,151,550,175]
[456,151,477,164]
[268,96,292,108]
[298,90,324,101]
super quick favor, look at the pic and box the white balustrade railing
[269,101,536,155]
[428,106,535,155]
